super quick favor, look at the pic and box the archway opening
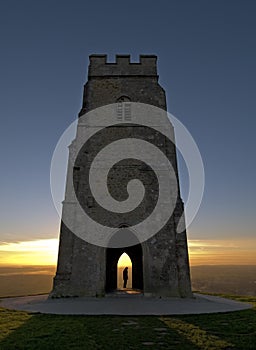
[105,243,143,292]
[117,253,132,289]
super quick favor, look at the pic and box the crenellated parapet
[88,54,157,77]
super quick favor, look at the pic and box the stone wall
[51,55,192,298]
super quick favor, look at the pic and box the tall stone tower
[51,55,192,298]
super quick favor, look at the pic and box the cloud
[0,239,58,265]
[0,232,58,245]
[188,238,256,265]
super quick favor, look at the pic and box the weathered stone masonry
[51,55,192,298]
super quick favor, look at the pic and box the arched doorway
[117,253,132,289]
[105,243,143,292]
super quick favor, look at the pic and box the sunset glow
[118,253,132,268]
[117,253,132,289]
[0,239,58,266]
[188,239,256,265]
[0,238,255,267]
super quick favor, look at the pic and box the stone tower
[51,54,192,298]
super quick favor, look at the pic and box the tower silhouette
[51,55,192,298]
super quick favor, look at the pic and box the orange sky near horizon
[0,238,255,267]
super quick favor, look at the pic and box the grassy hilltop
[0,294,255,349]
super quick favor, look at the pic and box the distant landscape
[191,265,256,296]
[0,266,55,297]
[0,265,255,297]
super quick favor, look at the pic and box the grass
[0,295,255,349]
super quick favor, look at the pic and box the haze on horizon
[0,237,255,268]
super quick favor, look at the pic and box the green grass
[0,295,255,349]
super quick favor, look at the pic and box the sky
[0,0,255,266]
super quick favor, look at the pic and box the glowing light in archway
[117,253,132,289]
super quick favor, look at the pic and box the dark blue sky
[0,0,255,244]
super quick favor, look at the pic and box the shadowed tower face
[51,54,192,298]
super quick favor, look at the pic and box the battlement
[88,54,157,77]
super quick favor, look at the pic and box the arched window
[116,95,131,102]
[116,96,132,122]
